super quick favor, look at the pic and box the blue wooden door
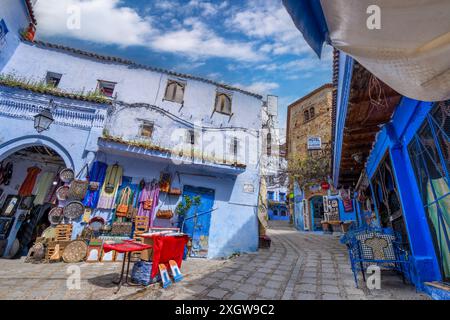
[181,186,215,258]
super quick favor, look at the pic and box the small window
[139,120,154,138]
[279,192,286,201]
[267,133,272,156]
[187,130,195,145]
[268,191,274,200]
[97,80,116,98]
[164,80,185,103]
[46,72,62,88]
[214,93,232,115]
[309,107,315,118]
[232,137,239,158]
[304,109,310,122]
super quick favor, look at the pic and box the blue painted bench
[340,227,413,288]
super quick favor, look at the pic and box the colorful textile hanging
[18,166,41,197]
[137,181,160,227]
[32,171,55,205]
[83,161,108,208]
[97,164,122,210]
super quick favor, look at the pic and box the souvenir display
[68,164,89,201]
[116,187,132,217]
[18,166,41,197]
[1,195,19,217]
[63,201,84,220]
[62,240,88,263]
[156,210,173,219]
[25,242,45,263]
[97,164,123,209]
[48,207,64,225]
[32,172,55,205]
[59,168,75,184]
[55,224,73,241]
[111,222,132,236]
[0,161,13,186]
[89,216,105,232]
[86,245,102,262]
[56,185,70,201]
[41,226,56,240]
[159,172,171,193]
[83,161,108,208]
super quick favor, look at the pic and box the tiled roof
[22,39,264,99]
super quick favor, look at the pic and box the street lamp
[34,99,55,133]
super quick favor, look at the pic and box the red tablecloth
[141,235,189,278]
[102,241,152,253]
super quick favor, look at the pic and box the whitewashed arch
[0,135,74,169]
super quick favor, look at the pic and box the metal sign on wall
[307,136,322,150]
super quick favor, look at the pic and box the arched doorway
[0,145,66,258]
[310,195,325,231]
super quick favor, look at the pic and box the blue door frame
[180,185,215,258]
[365,98,443,286]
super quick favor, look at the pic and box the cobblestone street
[0,221,429,300]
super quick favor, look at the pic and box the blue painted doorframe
[180,185,215,258]
[365,98,442,286]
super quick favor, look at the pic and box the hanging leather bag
[116,187,131,217]
[156,209,173,219]
[105,164,119,194]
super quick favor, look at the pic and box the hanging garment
[83,161,108,208]
[18,166,42,197]
[97,164,123,210]
[137,182,160,227]
[32,172,55,205]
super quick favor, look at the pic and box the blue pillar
[386,123,442,286]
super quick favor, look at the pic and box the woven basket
[63,201,85,220]
[59,168,75,183]
[62,240,88,263]
[48,207,64,225]
[56,186,70,201]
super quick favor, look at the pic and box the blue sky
[34,0,332,135]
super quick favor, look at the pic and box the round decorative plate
[48,207,64,225]
[63,201,84,220]
[56,185,70,201]
[62,240,88,263]
[41,226,56,239]
[59,168,75,183]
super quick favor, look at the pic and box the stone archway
[0,135,74,169]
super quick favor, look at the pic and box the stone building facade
[286,84,334,231]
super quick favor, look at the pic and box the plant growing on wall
[285,145,331,187]
[175,195,201,217]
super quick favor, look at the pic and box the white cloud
[235,81,280,95]
[151,18,264,62]
[34,0,262,62]
[35,0,154,47]
[227,0,311,56]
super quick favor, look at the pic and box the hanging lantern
[34,107,54,133]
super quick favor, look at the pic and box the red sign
[321,182,330,190]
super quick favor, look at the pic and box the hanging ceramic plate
[41,226,56,239]
[56,185,70,201]
[48,207,64,225]
[59,168,75,184]
[63,201,84,220]
[62,240,88,263]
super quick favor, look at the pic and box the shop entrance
[180,185,215,258]
[310,196,324,231]
[0,145,65,258]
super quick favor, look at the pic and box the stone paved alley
[0,221,429,300]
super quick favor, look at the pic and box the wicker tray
[56,185,70,201]
[48,207,64,225]
[62,240,88,263]
[55,224,73,241]
[63,201,84,220]
[59,168,75,184]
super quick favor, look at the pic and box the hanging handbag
[116,187,131,217]
[156,209,173,219]
[68,164,89,201]
[105,164,119,194]
[88,181,99,191]
[143,198,153,211]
